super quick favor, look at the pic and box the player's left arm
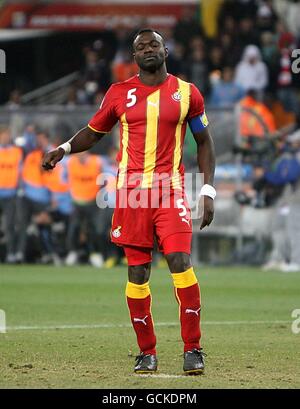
[188,83,216,230]
[192,126,216,230]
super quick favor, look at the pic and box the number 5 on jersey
[177,198,190,226]
[126,88,137,107]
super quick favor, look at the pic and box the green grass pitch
[0,265,299,389]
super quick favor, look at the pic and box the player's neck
[138,66,168,86]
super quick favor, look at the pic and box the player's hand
[42,148,65,170]
[200,196,214,230]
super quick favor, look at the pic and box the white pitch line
[134,374,187,379]
[4,320,290,332]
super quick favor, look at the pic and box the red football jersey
[88,74,205,189]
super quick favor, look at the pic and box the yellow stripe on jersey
[172,79,190,190]
[117,113,129,189]
[141,90,160,189]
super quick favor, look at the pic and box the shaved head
[133,29,165,47]
[133,30,168,73]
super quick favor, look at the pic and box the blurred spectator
[43,151,72,265]
[186,47,209,96]
[263,153,300,189]
[160,27,176,55]
[271,98,296,129]
[274,0,300,38]
[218,0,257,22]
[114,27,135,55]
[234,45,269,95]
[65,152,103,268]
[16,130,52,263]
[173,6,203,46]
[189,35,206,52]
[209,66,245,107]
[208,45,224,75]
[73,79,90,105]
[82,49,111,104]
[219,15,236,38]
[286,0,300,38]
[6,89,22,110]
[238,90,276,153]
[238,18,259,51]
[262,122,300,272]
[112,48,138,83]
[15,124,37,155]
[167,42,187,77]
[0,125,23,263]
[217,33,240,67]
[235,121,299,208]
[261,187,291,271]
[276,32,299,115]
[260,31,279,90]
[65,86,78,109]
[256,1,278,36]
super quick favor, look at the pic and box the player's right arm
[42,85,118,170]
[42,127,104,170]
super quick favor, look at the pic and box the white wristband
[58,142,71,154]
[199,184,216,200]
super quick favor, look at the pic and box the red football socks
[172,267,201,352]
[126,281,156,355]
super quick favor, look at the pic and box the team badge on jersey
[172,89,182,102]
[112,226,122,238]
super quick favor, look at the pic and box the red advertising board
[0,3,196,30]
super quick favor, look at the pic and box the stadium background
[0,0,300,389]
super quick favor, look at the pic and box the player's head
[133,29,168,73]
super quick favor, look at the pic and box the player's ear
[164,47,169,59]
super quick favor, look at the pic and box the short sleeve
[188,83,205,119]
[88,85,118,133]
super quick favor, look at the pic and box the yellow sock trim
[126,281,151,299]
[172,267,198,289]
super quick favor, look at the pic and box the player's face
[133,32,168,73]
